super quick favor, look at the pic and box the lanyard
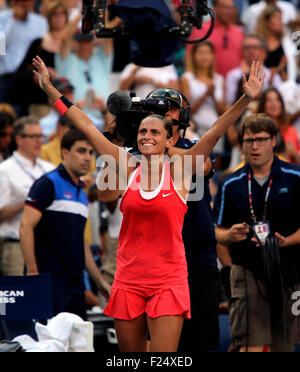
[14,155,46,182]
[248,170,273,224]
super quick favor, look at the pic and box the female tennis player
[33,56,265,352]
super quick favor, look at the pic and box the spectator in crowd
[257,88,300,164]
[255,4,298,82]
[41,1,71,70]
[40,114,97,186]
[40,115,74,165]
[0,103,17,155]
[226,34,282,106]
[40,76,114,141]
[225,33,284,170]
[119,63,179,99]
[0,0,48,101]
[55,21,114,131]
[187,0,244,77]
[213,114,300,352]
[0,112,14,163]
[0,103,17,119]
[181,41,226,154]
[244,0,297,33]
[278,81,300,139]
[2,37,51,118]
[0,117,54,276]
[20,129,111,319]
[40,111,99,252]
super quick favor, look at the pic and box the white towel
[13,312,94,352]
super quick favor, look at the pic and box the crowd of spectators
[0,0,300,351]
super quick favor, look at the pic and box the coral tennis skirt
[104,282,191,321]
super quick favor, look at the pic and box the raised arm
[33,56,132,176]
[59,14,82,59]
[169,61,265,172]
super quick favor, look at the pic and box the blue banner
[0,274,53,320]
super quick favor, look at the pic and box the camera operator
[98,88,220,352]
[213,114,300,352]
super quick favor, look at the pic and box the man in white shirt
[244,0,297,33]
[0,117,54,276]
[0,0,48,99]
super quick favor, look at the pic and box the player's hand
[242,61,266,100]
[32,56,52,92]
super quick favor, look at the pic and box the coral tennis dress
[104,162,191,320]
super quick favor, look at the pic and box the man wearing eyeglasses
[0,117,54,276]
[213,113,300,352]
[226,34,283,106]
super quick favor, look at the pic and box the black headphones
[177,90,191,129]
[146,89,191,130]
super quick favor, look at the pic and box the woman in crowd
[41,1,81,71]
[180,41,226,153]
[255,4,297,82]
[32,55,265,352]
[257,88,300,164]
[42,1,69,54]
[0,112,14,163]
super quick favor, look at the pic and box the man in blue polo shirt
[20,129,111,319]
[213,114,300,352]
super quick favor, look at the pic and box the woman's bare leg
[115,314,148,352]
[147,315,184,352]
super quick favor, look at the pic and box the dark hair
[0,113,14,133]
[61,129,89,151]
[13,117,39,137]
[141,115,174,139]
[58,115,75,129]
[238,114,279,145]
[190,41,215,78]
[257,88,287,125]
[274,132,286,154]
[243,33,268,50]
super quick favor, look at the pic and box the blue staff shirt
[213,156,300,284]
[25,164,89,279]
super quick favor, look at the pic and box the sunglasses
[149,89,183,107]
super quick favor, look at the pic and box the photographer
[213,114,300,352]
